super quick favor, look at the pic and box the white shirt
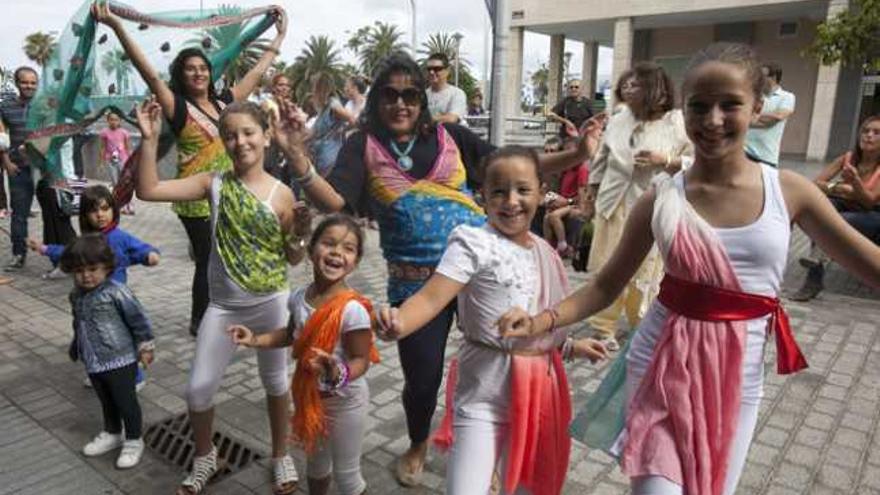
[436,224,541,422]
[426,84,468,125]
[288,287,372,400]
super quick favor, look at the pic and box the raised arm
[92,2,176,120]
[230,9,286,102]
[499,190,656,338]
[376,273,465,340]
[783,170,880,289]
[274,99,346,212]
[538,113,606,175]
[134,98,211,202]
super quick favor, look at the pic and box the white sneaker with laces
[83,431,123,456]
[116,439,145,469]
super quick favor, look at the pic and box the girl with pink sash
[497,43,880,495]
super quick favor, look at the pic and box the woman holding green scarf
[136,99,308,495]
[93,1,287,337]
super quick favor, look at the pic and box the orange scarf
[291,289,380,453]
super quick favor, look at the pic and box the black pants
[35,180,76,247]
[89,363,142,439]
[395,300,456,444]
[179,216,212,333]
[0,165,7,210]
[9,166,34,257]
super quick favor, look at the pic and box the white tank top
[628,164,791,404]
[207,174,286,306]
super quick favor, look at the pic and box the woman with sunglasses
[270,52,600,488]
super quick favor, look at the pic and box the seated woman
[543,139,592,257]
[792,115,880,301]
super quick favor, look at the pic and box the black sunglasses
[379,86,423,106]
[426,65,447,73]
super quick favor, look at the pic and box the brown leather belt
[387,262,435,282]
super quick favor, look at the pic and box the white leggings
[630,401,761,495]
[186,294,290,412]
[445,416,530,495]
[307,384,369,495]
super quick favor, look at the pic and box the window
[778,21,799,39]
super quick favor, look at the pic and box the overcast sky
[3,0,612,92]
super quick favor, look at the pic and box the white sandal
[272,455,299,494]
[177,446,221,494]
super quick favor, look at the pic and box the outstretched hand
[91,1,122,30]
[496,306,541,339]
[26,238,43,253]
[228,324,256,347]
[272,7,288,38]
[572,338,608,363]
[374,305,404,341]
[576,112,607,159]
[135,97,163,140]
[306,348,339,381]
[291,201,311,238]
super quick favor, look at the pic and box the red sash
[657,274,807,375]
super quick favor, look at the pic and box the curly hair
[629,62,675,121]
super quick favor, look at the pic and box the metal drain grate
[144,413,263,480]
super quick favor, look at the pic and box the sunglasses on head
[426,65,447,73]
[379,86,423,106]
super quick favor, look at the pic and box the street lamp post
[409,0,417,56]
[452,33,463,87]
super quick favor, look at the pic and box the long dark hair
[79,185,119,233]
[168,48,219,101]
[362,52,433,137]
[630,62,675,121]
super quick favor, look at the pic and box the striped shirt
[0,98,31,165]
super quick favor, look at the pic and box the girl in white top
[135,99,308,495]
[498,43,880,495]
[377,146,608,495]
[587,62,694,349]
[230,214,378,495]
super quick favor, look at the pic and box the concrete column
[547,34,565,110]
[806,0,849,161]
[502,26,524,119]
[611,17,634,95]
[582,41,599,98]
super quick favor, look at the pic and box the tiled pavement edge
[0,159,878,494]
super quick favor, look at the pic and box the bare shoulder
[778,169,822,219]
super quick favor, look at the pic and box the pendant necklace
[390,136,417,171]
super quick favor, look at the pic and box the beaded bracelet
[293,162,317,187]
[317,359,350,393]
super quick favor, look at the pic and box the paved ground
[0,159,878,494]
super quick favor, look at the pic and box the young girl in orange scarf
[230,214,379,495]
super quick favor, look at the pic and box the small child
[60,234,154,469]
[98,112,134,214]
[28,185,159,390]
[230,214,379,495]
[376,146,607,495]
[544,138,592,257]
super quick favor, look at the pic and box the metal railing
[464,114,558,147]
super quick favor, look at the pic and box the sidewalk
[0,160,878,494]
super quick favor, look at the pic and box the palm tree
[349,22,408,78]
[188,4,269,89]
[284,35,344,103]
[23,31,57,67]
[530,63,549,108]
[101,49,134,95]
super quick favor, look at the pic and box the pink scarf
[434,233,572,495]
[621,175,799,495]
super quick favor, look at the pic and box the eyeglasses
[426,65,447,73]
[379,86,423,106]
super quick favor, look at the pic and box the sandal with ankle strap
[272,454,299,494]
[177,446,224,495]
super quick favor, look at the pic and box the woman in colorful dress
[93,2,287,336]
[270,52,600,487]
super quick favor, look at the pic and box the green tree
[101,48,134,95]
[285,35,344,103]
[23,31,57,67]
[347,22,408,78]
[807,0,880,70]
[530,63,549,107]
[189,4,269,88]
[419,32,479,98]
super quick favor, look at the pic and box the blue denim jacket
[69,279,155,374]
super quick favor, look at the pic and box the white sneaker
[83,376,93,388]
[42,267,66,280]
[135,379,146,393]
[83,431,123,456]
[116,439,145,469]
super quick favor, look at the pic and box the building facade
[506,0,876,161]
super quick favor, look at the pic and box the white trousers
[307,384,369,495]
[445,416,530,495]
[186,294,290,411]
[630,401,761,495]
